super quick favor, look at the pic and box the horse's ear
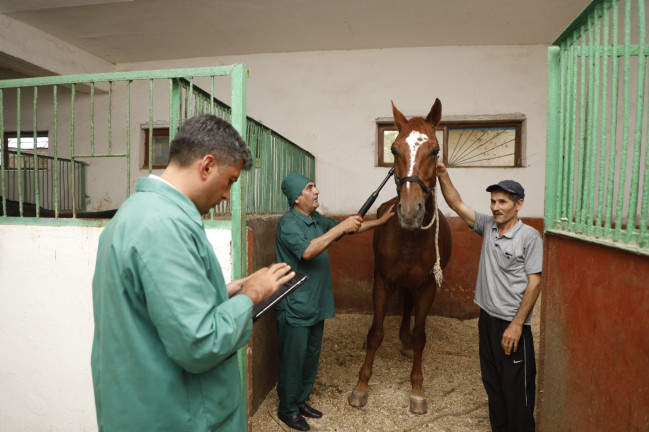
[425,98,442,127]
[392,101,407,132]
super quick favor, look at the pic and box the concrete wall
[0,224,233,431]
[538,235,649,431]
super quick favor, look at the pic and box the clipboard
[252,270,308,322]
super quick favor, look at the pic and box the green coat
[274,208,339,326]
[91,177,252,431]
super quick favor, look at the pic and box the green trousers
[276,314,325,417]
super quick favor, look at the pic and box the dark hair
[168,115,252,170]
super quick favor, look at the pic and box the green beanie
[281,172,312,208]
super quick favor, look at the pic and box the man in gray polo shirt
[436,163,542,432]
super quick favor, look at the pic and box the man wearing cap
[436,163,542,432]
[274,171,394,431]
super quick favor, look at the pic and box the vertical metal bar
[169,79,180,139]
[614,0,633,239]
[210,76,215,115]
[53,85,59,217]
[70,83,76,217]
[556,40,568,226]
[188,77,194,118]
[575,24,589,233]
[126,80,131,197]
[585,6,602,236]
[91,82,95,155]
[231,66,248,279]
[149,79,154,173]
[108,81,113,154]
[33,87,40,217]
[566,33,579,231]
[625,0,646,243]
[596,0,611,235]
[605,0,620,237]
[546,46,562,231]
[0,88,4,217]
[230,65,248,421]
[16,88,23,216]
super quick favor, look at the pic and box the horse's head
[391,99,442,230]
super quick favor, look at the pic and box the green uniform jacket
[274,208,339,326]
[91,177,252,431]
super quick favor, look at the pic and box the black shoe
[299,404,323,419]
[277,413,310,431]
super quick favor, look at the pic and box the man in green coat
[274,172,394,431]
[91,115,294,431]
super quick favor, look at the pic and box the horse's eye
[432,148,440,157]
[391,146,397,156]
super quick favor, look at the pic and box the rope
[419,187,443,286]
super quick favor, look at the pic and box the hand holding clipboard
[252,270,308,321]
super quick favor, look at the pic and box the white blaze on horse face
[405,131,429,176]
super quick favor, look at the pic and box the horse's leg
[409,285,437,414]
[399,287,414,358]
[349,275,391,408]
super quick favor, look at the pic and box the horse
[348,99,452,414]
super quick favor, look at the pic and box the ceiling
[1,0,591,68]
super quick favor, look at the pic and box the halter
[394,172,434,196]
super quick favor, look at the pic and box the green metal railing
[0,66,314,220]
[172,77,315,216]
[546,0,649,255]
[1,150,86,214]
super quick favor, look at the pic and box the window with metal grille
[377,116,524,168]
[142,127,171,169]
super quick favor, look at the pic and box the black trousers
[478,309,536,432]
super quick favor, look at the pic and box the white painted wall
[0,224,233,431]
[119,45,549,219]
[2,42,549,219]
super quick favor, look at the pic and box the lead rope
[419,187,443,286]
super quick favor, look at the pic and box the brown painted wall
[538,234,649,431]
[328,215,544,319]
[246,216,282,418]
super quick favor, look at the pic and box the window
[143,128,171,169]
[2,132,49,168]
[376,115,524,168]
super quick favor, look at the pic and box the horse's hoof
[409,395,428,414]
[400,348,414,359]
[348,391,368,408]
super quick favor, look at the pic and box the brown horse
[348,99,452,414]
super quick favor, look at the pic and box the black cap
[486,180,525,199]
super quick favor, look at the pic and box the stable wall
[329,215,544,319]
[0,223,233,431]
[538,235,649,431]
[119,44,549,219]
[3,38,550,217]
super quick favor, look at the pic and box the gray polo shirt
[472,212,543,324]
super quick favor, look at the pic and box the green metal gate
[546,0,649,255]
[0,64,315,429]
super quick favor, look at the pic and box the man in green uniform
[274,172,394,431]
[91,115,295,432]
